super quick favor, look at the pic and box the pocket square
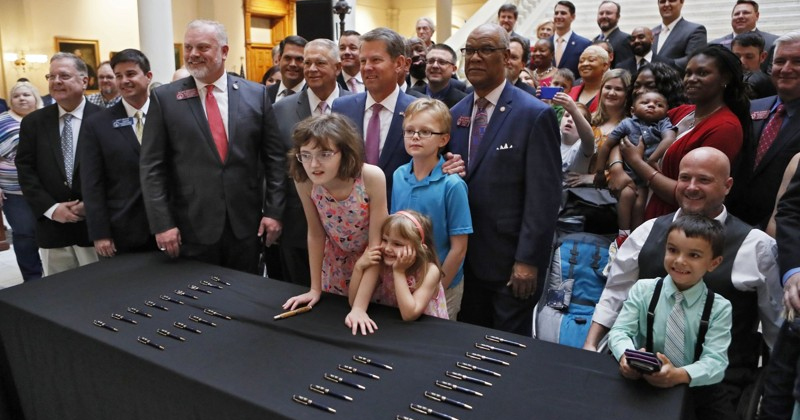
[496,143,514,150]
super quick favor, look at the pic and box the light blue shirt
[391,156,473,287]
[608,276,732,387]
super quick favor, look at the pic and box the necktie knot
[317,101,329,115]
[776,104,786,117]
[673,291,684,304]
[348,77,358,92]
[63,114,73,123]
[476,97,489,111]
[755,103,787,167]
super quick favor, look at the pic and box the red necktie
[754,104,786,167]
[205,85,228,161]
[365,103,382,165]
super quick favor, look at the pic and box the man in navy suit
[79,49,155,257]
[727,33,800,229]
[450,23,561,335]
[141,20,285,273]
[651,0,707,72]
[710,0,778,74]
[594,1,633,68]
[273,39,354,285]
[551,1,592,78]
[332,27,414,198]
[16,52,101,275]
[266,36,307,104]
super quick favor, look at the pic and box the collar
[674,206,728,224]
[661,16,683,32]
[399,81,410,93]
[403,155,446,184]
[308,85,340,111]
[58,97,87,119]
[601,27,618,38]
[556,30,574,42]
[195,72,228,95]
[663,274,707,307]
[474,80,506,108]
[343,72,363,84]
[635,51,655,62]
[121,98,150,118]
[365,84,400,114]
[410,75,427,87]
[427,81,451,98]
[277,79,306,96]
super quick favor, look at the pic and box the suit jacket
[616,53,669,78]
[404,86,427,99]
[776,155,800,278]
[652,18,707,71]
[78,101,152,251]
[266,83,279,104]
[411,82,468,108]
[449,83,562,281]
[710,29,779,74]
[272,88,354,248]
[551,32,592,79]
[331,91,415,197]
[514,79,538,96]
[16,101,101,248]
[727,96,800,228]
[140,75,286,245]
[596,27,633,69]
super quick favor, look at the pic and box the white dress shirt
[195,72,230,140]
[364,85,400,154]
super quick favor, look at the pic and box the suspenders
[646,278,715,362]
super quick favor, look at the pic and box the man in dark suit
[398,38,428,99]
[498,4,530,55]
[450,23,561,335]
[332,27,414,197]
[266,35,307,104]
[140,20,285,273]
[411,44,467,108]
[336,30,364,93]
[508,36,537,96]
[272,38,354,286]
[616,26,669,77]
[734,32,777,99]
[16,52,101,276]
[551,1,592,78]
[594,1,633,68]
[709,0,778,74]
[651,0,707,72]
[79,49,155,258]
[727,33,800,229]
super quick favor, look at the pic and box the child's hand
[643,353,690,388]
[392,245,416,273]
[551,92,576,112]
[619,353,643,380]
[355,246,382,271]
[344,307,378,335]
[282,289,322,310]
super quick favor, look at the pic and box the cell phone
[540,86,564,99]
[624,349,662,373]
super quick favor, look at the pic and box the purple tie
[469,97,489,169]
[366,103,382,164]
[348,77,359,93]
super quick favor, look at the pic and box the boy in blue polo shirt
[608,214,732,419]
[391,98,472,320]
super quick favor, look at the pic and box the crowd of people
[0,0,799,417]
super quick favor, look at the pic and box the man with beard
[594,1,632,68]
[411,44,467,108]
[337,30,364,93]
[267,35,307,103]
[86,61,121,108]
[140,19,285,273]
[404,37,428,93]
[616,27,667,76]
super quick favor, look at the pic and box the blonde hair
[403,98,452,134]
[9,81,43,111]
[591,68,632,126]
[382,210,442,278]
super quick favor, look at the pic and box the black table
[0,253,684,420]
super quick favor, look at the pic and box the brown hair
[289,113,364,182]
[382,210,443,279]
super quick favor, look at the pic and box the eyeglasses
[45,73,77,82]
[460,47,506,58]
[296,150,339,163]
[426,58,454,67]
[403,130,445,139]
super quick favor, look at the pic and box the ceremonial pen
[434,381,483,397]
[189,284,213,294]
[353,355,393,370]
[159,295,184,305]
[174,290,199,300]
[137,336,165,351]
[127,307,153,318]
[475,343,518,357]
[456,362,501,377]
[446,371,492,386]
[273,306,312,320]
[424,391,472,410]
[310,384,353,401]
[111,313,138,325]
[466,352,510,366]
[396,416,416,420]
[292,395,336,414]
[189,315,216,327]
[93,320,118,332]
[338,364,380,379]
[204,308,233,320]
[210,276,231,286]
[157,329,186,342]
[173,322,201,334]
[485,335,527,348]
[410,403,459,420]
[145,300,169,311]
[324,373,366,390]
[200,280,223,290]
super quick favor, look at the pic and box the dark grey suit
[710,29,779,74]
[652,18,707,71]
[595,27,633,68]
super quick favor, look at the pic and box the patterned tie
[365,103,382,164]
[134,110,144,144]
[61,114,75,187]
[555,37,565,66]
[597,34,605,41]
[205,85,228,161]
[348,77,359,93]
[469,97,489,170]
[664,291,686,367]
[754,104,786,167]
[281,89,296,98]
[316,101,329,115]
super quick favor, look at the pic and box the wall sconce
[3,51,48,72]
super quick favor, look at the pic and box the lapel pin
[499,106,506,112]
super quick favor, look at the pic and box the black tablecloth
[0,253,684,420]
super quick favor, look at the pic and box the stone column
[436,0,452,43]
[138,0,175,84]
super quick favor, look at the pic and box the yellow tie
[134,111,143,144]
[555,37,565,66]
